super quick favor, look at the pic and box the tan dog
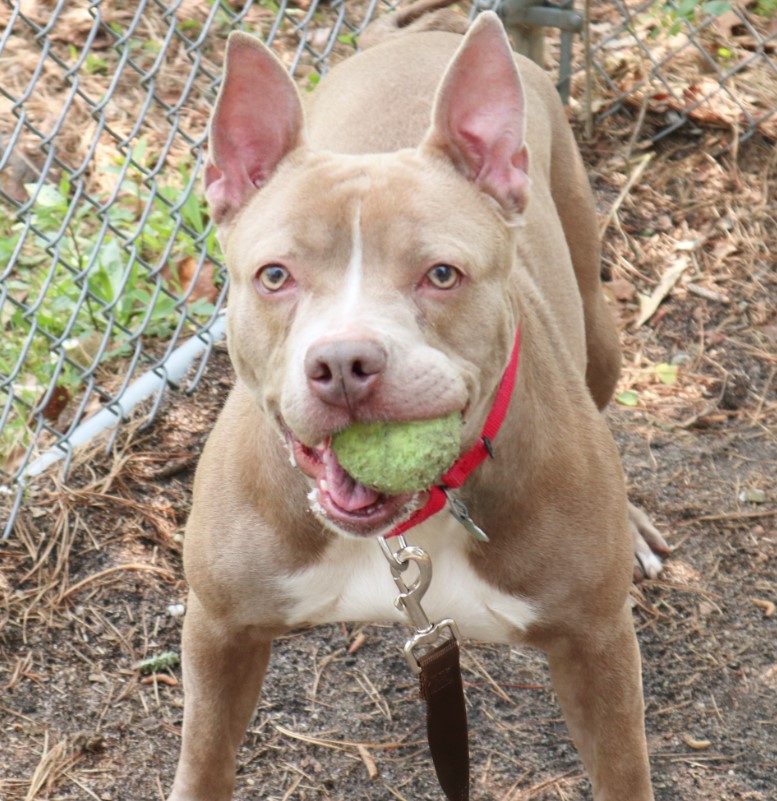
[169,11,658,801]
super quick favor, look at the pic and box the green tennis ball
[331,414,461,495]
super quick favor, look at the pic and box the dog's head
[205,13,530,537]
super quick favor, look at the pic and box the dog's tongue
[324,447,382,512]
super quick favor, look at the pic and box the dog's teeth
[320,479,328,494]
[284,433,298,467]
[307,487,325,517]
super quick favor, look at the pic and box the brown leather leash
[376,328,521,798]
[380,536,470,801]
[419,637,470,801]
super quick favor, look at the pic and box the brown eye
[426,263,461,290]
[256,264,292,293]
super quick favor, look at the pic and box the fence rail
[1,0,775,537]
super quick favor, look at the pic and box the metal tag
[443,488,490,542]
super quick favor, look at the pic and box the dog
[169,8,660,800]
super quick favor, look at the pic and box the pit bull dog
[169,9,660,801]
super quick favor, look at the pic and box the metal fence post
[497,0,584,102]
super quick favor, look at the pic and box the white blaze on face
[340,201,363,317]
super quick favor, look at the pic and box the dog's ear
[205,32,304,225]
[422,11,529,214]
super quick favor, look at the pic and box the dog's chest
[281,516,537,644]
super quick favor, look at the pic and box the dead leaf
[710,240,739,262]
[38,385,71,422]
[605,277,637,302]
[681,733,712,750]
[162,257,220,305]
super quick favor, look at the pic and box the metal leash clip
[379,534,460,674]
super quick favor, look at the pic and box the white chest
[281,514,538,644]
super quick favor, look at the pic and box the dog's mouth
[282,427,420,537]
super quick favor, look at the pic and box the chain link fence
[588,0,777,141]
[1,0,776,538]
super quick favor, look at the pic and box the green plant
[0,137,220,468]
[306,72,321,92]
[754,0,777,16]
[651,0,732,37]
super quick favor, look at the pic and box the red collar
[386,326,521,539]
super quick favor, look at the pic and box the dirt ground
[1,16,776,801]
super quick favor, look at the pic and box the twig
[273,724,424,751]
[753,365,776,422]
[634,256,689,328]
[463,650,512,703]
[280,774,303,801]
[686,283,731,304]
[356,744,379,780]
[511,770,584,801]
[383,782,412,801]
[599,153,654,240]
[677,509,777,525]
[58,563,175,602]
[65,772,102,801]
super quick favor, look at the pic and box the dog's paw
[628,501,670,581]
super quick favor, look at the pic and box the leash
[378,326,521,801]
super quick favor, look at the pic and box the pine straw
[585,115,777,435]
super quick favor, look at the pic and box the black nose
[305,339,387,409]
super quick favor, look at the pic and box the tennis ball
[331,414,461,495]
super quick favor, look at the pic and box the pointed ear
[205,32,305,225]
[422,12,530,214]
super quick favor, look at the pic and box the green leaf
[654,363,679,384]
[188,298,216,318]
[739,488,767,504]
[615,390,640,407]
[678,0,697,17]
[703,1,732,17]
[34,184,67,209]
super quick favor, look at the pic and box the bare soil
[1,12,776,801]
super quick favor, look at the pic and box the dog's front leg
[168,592,276,801]
[545,606,654,801]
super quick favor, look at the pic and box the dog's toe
[628,501,669,581]
[633,542,664,581]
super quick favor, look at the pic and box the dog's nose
[305,339,387,408]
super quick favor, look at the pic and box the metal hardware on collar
[482,436,495,459]
[443,487,490,542]
[379,535,460,674]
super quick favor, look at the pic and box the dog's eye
[425,263,461,290]
[256,264,292,293]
